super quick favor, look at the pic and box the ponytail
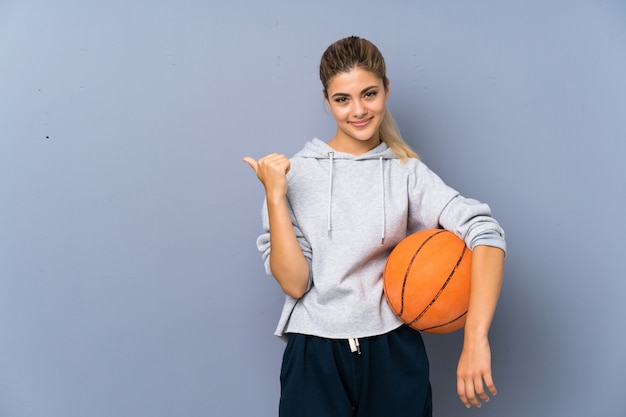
[380,109,419,161]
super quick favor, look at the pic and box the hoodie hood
[293,138,400,161]
[293,138,399,245]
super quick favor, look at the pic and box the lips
[350,117,373,128]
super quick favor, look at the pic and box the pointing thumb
[242,156,258,173]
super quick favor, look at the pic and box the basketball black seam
[407,242,468,326]
[398,230,445,316]
[419,310,468,332]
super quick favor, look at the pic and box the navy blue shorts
[279,325,432,417]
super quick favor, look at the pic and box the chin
[353,132,379,142]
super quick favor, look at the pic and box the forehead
[326,68,384,94]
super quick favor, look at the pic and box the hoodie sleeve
[439,195,506,253]
[255,197,314,286]
[408,160,506,254]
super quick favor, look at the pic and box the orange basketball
[383,229,472,334]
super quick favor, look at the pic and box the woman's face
[325,67,389,155]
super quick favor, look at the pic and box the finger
[483,372,497,396]
[258,154,290,175]
[457,378,472,409]
[461,377,482,409]
[242,157,258,173]
[467,380,482,408]
[473,375,489,404]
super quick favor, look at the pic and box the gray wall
[1,1,625,416]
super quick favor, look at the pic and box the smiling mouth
[350,118,373,128]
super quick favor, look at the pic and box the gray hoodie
[257,138,506,340]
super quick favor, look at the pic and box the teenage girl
[244,36,505,417]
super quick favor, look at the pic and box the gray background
[1,1,625,416]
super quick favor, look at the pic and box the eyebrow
[331,85,379,99]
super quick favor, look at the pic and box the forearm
[267,198,310,298]
[456,245,504,407]
[464,245,505,341]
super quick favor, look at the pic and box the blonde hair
[320,36,419,160]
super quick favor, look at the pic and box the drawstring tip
[381,237,385,245]
[349,338,361,354]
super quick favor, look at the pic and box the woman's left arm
[456,245,505,408]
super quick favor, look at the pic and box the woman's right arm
[244,154,310,298]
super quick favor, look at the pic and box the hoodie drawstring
[326,151,386,246]
[327,151,334,238]
[379,155,386,245]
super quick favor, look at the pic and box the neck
[328,133,381,156]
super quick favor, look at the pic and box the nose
[352,99,367,118]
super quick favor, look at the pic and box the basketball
[383,229,472,334]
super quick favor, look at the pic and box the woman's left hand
[456,335,497,408]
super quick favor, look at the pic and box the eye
[334,96,348,104]
[364,90,378,99]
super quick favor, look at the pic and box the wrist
[265,193,287,206]
[463,322,490,342]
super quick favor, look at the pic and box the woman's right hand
[243,153,290,202]
[243,153,309,298]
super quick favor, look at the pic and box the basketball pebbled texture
[383,229,472,334]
